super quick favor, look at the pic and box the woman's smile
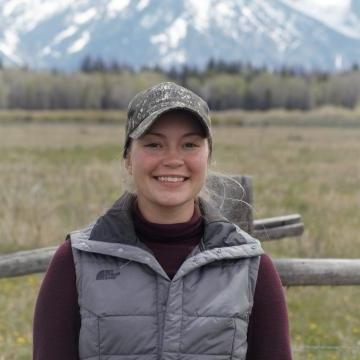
[151,176,189,192]
[154,175,188,183]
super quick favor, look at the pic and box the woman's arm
[33,241,80,360]
[246,254,292,360]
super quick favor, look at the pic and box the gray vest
[69,193,264,360]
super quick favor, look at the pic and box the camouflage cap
[123,82,212,157]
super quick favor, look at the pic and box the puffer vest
[69,193,264,360]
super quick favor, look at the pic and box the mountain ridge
[0,0,359,71]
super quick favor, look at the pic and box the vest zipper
[158,280,171,358]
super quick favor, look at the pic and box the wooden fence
[1,174,359,286]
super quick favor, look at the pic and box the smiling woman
[125,110,209,223]
[33,82,292,360]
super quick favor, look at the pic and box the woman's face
[125,110,209,223]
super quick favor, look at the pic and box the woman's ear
[124,156,132,175]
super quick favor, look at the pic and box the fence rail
[276,258,360,286]
[0,213,303,279]
[1,246,359,286]
[253,213,304,241]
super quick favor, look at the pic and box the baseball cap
[123,82,212,157]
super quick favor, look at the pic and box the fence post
[206,174,253,233]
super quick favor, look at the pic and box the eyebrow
[145,132,203,138]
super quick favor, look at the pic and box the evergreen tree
[80,55,93,73]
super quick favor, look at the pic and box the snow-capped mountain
[0,0,360,71]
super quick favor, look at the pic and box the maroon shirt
[33,205,292,359]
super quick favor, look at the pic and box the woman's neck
[136,198,195,224]
[132,199,203,244]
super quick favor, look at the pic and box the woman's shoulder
[258,253,281,280]
[53,239,73,260]
[256,253,284,296]
[259,253,276,268]
[46,240,75,276]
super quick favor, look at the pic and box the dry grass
[212,127,360,258]
[212,106,360,127]
[0,123,359,359]
[1,106,360,128]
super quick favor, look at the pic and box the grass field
[0,118,360,359]
[1,106,360,127]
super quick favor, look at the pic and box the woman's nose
[162,150,184,168]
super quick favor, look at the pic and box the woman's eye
[183,142,198,149]
[145,143,161,149]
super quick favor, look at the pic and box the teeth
[157,176,185,182]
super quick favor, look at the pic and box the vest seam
[182,314,249,320]
[249,256,261,299]
[156,274,161,359]
[243,255,261,359]
[81,305,114,318]
[230,318,237,359]
[246,258,252,302]
[100,352,158,356]
[162,350,233,356]
[90,314,157,317]
[179,278,185,357]
[97,316,101,360]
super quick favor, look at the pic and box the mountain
[0,0,360,71]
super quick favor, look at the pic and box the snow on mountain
[281,0,360,39]
[0,0,360,71]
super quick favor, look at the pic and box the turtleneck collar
[132,200,204,244]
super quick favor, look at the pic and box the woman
[33,82,292,359]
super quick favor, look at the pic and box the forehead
[146,110,205,135]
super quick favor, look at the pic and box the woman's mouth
[154,176,188,183]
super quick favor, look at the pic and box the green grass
[0,121,360,359]
[0,275,42,359]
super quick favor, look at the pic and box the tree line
[0,56,360,110]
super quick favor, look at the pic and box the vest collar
[71,192,263,281]
[89,192,256,251]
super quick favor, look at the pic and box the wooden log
[254,223,304,241]
[275,258,360,286]
[253,214,302,229]
[1,248,360,286]
[0,247,56,279]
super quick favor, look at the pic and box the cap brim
[129,105,210,139]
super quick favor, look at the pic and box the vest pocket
[98,315,158,356]
[180,315,235,356]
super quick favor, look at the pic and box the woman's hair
[201,170,247,210]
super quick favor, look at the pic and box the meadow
[0,111,359,359]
